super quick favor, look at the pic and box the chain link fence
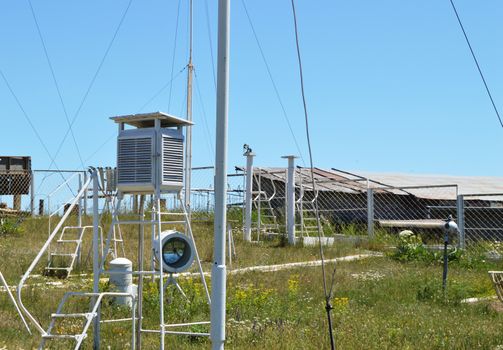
[370,185,458,247]
[459,193,503,257]
[246,166,503,256]
[0,169,85,221]
[5,161,503,259]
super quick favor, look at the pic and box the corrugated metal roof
[251,167,503,201]
[356,171,503,200]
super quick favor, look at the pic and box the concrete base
[301,236,335,247]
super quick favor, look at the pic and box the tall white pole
[184,0,194,216]
[92,170,101,349]
[282,155,297,245]
[243,151,254,242]
[211,0,230,349]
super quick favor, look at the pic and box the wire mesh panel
[250,167,286,236]
[0,171,33,218]
[296,169,368,237]
[461,193,503,256]
[371,185,458,245]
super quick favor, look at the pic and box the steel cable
[241,0,306,165]
[448,0,503,128]
[290,1,336,348]
[27,0,85,170]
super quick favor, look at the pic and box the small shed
[0,156,32,195]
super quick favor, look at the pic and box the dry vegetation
[1,213,503,349]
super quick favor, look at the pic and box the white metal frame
[0,271,31,334]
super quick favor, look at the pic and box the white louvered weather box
[111,112,193,194]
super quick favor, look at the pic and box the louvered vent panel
[162,137,183,184]
[118,137,152,183]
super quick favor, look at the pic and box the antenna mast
[184,0,194,214]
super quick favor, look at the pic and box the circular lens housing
[154,230,195,273]
[162,237,190,268]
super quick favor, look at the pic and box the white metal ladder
[100,194,125,262]
[296,188,328,238]
[38,291,135,350]
[45,225,102,276]
[252,170,280,237]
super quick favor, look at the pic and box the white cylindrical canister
[109,257,135,307]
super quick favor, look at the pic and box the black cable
[168,0,182,111]
[44,0,134,175]
[241,0,306,166]
[84,134,115,163]
[136,66,186,113]
[27,0,85,170]
[85,65,187,162]
[448,0,503,128]
[0,69,75,196]
[290,1,335,349]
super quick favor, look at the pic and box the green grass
[1,216,503,349]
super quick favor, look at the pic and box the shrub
[391,230,432,262]
[0,219,22,236]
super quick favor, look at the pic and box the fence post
[83,171,88,216]
[92,170,101,348]
[457,194,465,249]
[367,187,374,238]
[38,199,44,216]
[77,174,83,266]
[282,155,297,245]
[243,151,255,242]
[30,171,35,217]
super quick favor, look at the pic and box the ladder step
[57,239,81,243]
[42,334,82,340]
[45,267,71,271]
[50,253,76,257]
[115,220,154,225]
[51,312,96,318]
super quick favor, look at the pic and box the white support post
[83,171,88,216]
[136,195,145,349]
[211,0,230,348]
[156,196,165,349]
[300,180,304,237]
[77,174,83,266]
[457,194,465,249]
[282,155,297,245]
[367,186,374,238]
[92,170,101,349]
[243,151,255,242]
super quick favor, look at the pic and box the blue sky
[1,0,502,176]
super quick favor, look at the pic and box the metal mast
[211,0,230,349]
[184,0,194,215]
